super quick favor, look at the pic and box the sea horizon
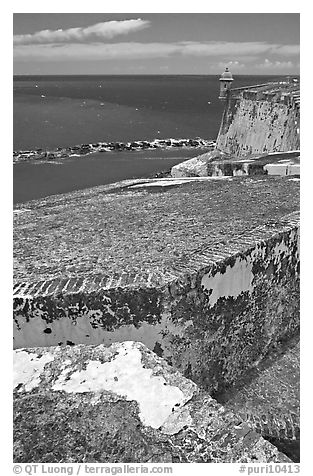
[14,73,293,77]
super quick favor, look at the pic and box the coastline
[13,136,215,164]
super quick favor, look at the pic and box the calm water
[13,74,282,203]
[13,148,208,203]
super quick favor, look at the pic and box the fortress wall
[172,154,300,178]
[215,95,300,157]
[14,211,300,396]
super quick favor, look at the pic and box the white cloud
[13,19,150,45]
[270,45,300,56]
[217,60,246,70]
[257,58,296,69]
[180,41,274,56]
[207,60,248,74]
[14,42,178,60]
[252,58,299,73]
[14,41,300,64]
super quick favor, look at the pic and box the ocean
[13,74,281,203]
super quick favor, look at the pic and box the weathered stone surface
[13,176,299,284]
[13,341,291,463]
[171,152,218,177]
[264,162,300,176]
[216,83,300,157]
[171,151,300,178]
[13,176,300,397]
[172,81,300,178]
[221,337,300,460]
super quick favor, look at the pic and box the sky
[13,13,300,75]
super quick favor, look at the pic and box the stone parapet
[171,151,300,178]
[13,176,300,397]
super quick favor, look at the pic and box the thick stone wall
[14,211,300,396]
[215,94,300,157]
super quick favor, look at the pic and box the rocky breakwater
[13,137,216,164]
[14,341,291,463]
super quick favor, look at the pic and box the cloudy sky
[13,13,300,75]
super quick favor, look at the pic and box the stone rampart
[171,82,300,178]
[13,177,300,397]
[215,85,300,157]
[171,151,300,178]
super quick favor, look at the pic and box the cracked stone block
[14,341,291,463]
